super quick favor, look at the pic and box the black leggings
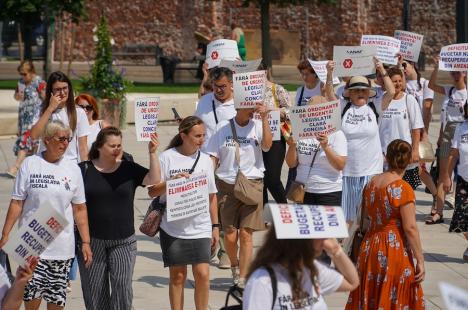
[262,138,287,203]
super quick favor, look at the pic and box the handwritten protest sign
[361,35,401,65]
[206,39,240,69]
[439,282,468,310]
[394,30,424,62]
[233,70,266,109]
[254,110,281,141]
[333,46,376,77]
[219,58,262,74]
[439,43,468,71]
[267,204,348,239]
[166,172,209,222]
[3,202,69,267]
[308,60,340,84]
[135,97,159,142]
[289,100,341,140]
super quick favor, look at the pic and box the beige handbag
[229,119,264,206]
[286,145,320,203]
[419,140,435,163]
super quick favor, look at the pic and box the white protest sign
[439,44,468,71]
[134,97,159,142]
[3,202,69,267]
[166,172,209,222]
[233,70,267,109]
[333,46,376,77]
[289,100,341,140]
[267,204,348,239]
[219,58,262,74]
[394,30,424,62]
[439,282,468,310]
[206,39,240,69]
[254,110,281,141]
[308,60,340,84]
[361,35,401,65]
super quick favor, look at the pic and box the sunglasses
[79,105,94,112]
[52,136,72,143]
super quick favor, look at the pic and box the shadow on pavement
[424,252,466,264]
[137,250,163,262]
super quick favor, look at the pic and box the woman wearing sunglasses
[75,94,110,150]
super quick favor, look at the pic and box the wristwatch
[212,224,221,229]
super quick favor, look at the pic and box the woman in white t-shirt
[148,116,219,310]
[31,71,90,163]
[428,57,467,224]
[0,120,92,309]
[243,227,359,310]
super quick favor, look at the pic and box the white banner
[206,39,240,69]
[166,172,209,222]
[135,97,159,142]
[308,60,340,84]
[254,110,281,141]
[3,202,69,267]
[333,46,376,77]
[439,282,468,310]
[439,44,468,71]
[219,58,262,74]
[233,70,267,109]
[289,100,341,140]
[394,30,424,62]
[267,204,348,239]
[361,35,401,65]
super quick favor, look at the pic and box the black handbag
[425,149,439,194]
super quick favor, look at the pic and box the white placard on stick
[333,46,376,77]
[439,282,468,310]
[3,202,69,267]
[135,97,159,142]
[361,35,401,65]
[308,60,340,84]
[289,100,341,140]
[166,172,209,222]
[233,70,267,109]
[439,43,468,71]
[267,204,348,239]
[206,39,240,69]
[394,30,424,62]
[219,58,262,74]
[254,110,281,141]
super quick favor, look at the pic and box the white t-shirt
[295,83,322,106]
[379,93,424,153]
[206,118,266,184]
[194,92,236,149]
[0,265,10,306]
[442,86,467,124]
[405,78,434,110]
[451,120,468,181]
[159,148,217,239]
[341,103,383,176]
[295,131,347,193]
[87,120,102,150]
[243,261,343,310]
[37,107,90,163]
[12,154,85,260]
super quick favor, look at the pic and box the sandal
[425,213,444,225]
[429,195,437,216]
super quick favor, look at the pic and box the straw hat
[343,76,376,98]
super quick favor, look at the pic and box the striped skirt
[342,175,374,221]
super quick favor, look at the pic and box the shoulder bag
[346,185,370,263]
[286,144,320,203]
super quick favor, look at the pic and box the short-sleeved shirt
[442,86,467,124]
[295,83,322,106]
[452,120,468,181]
[243,261,343,310]
[405,78,434,110]
[80,160,148,240]
[12,154,85,259]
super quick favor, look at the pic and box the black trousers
[262,138,287,203]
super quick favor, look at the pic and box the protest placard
[439,282,468,310]
[206,39,240,69]
[254,110,281,141]
[219,58,262,74]
[135,97,159,142]
[289,100,341,140]
[438,43,468,71]
[233,70,266,109]
[166,172,209,222]
[3,202,69,267]
[361,35,401,65]
[307,60,340,84]
[333,46,376,77]
[267,204,348,239]
[394,30,424,62]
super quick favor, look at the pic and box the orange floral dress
[345,179,425,310]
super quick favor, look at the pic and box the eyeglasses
[52,86,69,94]
[52,136,72,143]
[79,105,94,112]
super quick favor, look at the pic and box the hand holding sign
[255,103,269,120]
[148,132,160,154]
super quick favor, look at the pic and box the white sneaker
[237,277,246,289]
[218,252,231,269]
[231,266,240,285]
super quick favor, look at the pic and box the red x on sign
[343,59,353,69]
[211,51,219,60]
